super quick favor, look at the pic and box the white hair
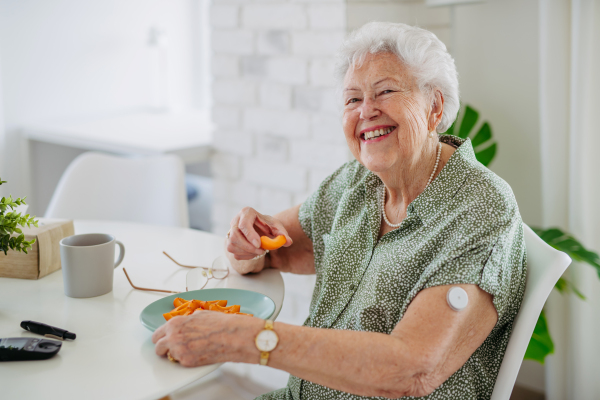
[335,22,460,133]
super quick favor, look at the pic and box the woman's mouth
[360,126,396,142]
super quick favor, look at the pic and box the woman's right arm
[225,205,315,275]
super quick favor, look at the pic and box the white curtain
[0,57,5,197]
[541,0,600,398]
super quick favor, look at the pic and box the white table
[0,220,284,400]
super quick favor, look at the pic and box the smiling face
[342,52,434,174]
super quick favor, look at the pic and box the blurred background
[0,0,599,399]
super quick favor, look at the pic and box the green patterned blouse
[257,135,527,400]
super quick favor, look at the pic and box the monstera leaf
[444,105,497,166]
[532,227,600,280]
[524,309,554,363]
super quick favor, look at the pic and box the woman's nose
[359,97,381,120]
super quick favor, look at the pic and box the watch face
[256,330,279,352]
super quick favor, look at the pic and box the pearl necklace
[382,142,442,228]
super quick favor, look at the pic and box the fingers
[237,207,263,248]
[270,224,294,247]
[227,226,264,257]
[154,336,170,357]
[258,216,293,247]
[152,323,168,344]
[228,206,294,258]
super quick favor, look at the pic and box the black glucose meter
[0,337,62,361]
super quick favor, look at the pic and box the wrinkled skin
[153,310,262,367]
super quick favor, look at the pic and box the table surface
[21,111,214,164]
[0,220,284,400]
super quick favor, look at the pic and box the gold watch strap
[260,351,270,365]
[259,319,275,366]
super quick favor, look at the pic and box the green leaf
[475,143,497,166]
[471,122,492,148]
[524,309,554,363]
[0,179,39,256]
[441,104,497,167]
[555,277,586,300]
[537,228,565,243]
[458,105,478,139]
[532,227,600,279]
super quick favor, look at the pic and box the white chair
[491,224,571,400]
[45,152,189,228]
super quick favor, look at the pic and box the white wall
[347,0,452,50]
[452,0,543,227]
[0,0,201,200]
[0,57,5,198]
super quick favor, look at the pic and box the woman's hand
[226,207,293,274]
[152,311,262,367]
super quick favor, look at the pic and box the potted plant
[0,178,38,255]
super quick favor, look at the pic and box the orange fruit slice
[260,235,286,250]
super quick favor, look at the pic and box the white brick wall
[292,31,346,56]
[208,0,452,392]
[211,30,255,55]
[209,0,451,236]
[242,4,308,29]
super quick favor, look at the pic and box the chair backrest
[45,152,189,228]
[491,224,571,400]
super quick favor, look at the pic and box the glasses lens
[211,256,230,279]
[186,268,208,291]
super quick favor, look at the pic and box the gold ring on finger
[167,351,178,363]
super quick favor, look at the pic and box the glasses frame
[123,252,230,294]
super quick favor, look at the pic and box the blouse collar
[364,135,477,226]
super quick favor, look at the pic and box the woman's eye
[380,90,394,95]
[346,98,360,104]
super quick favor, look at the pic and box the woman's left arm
[152,283,497,398]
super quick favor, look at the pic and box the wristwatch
[255,319,279,366]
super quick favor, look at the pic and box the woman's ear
[428,90,444,132]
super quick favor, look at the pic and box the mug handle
[114,240,125,268]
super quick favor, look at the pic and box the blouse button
[408,204,414,213]
[349,283,356,290]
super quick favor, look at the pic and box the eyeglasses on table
[123,252,230,294]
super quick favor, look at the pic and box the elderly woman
[152,22,526,400]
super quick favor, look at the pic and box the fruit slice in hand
[260,235,286,250]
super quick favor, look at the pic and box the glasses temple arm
[163,251,198,269]
[123,268,181,294]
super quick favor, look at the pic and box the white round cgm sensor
[447,286,468,311]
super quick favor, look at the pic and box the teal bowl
[140,288,276,332]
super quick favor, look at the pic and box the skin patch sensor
[446,287,468,311]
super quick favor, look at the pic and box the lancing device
[20,320,76,341]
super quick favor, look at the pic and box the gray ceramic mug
[60,233,125,298]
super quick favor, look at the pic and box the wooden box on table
[0,219,74,279]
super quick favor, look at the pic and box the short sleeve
[420,178,527,325]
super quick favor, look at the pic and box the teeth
[364,127,395,140]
